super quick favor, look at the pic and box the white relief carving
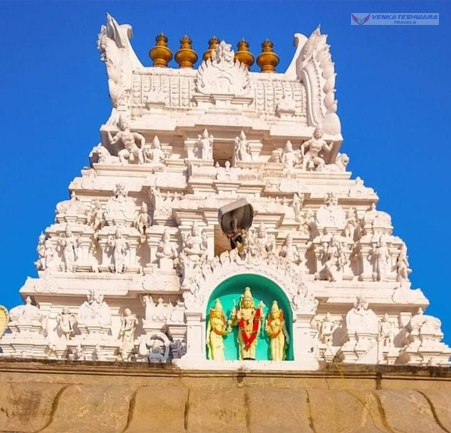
[315,192,346,229]
[196,41,250,96]
[104,183,135,225]
[107,116,145,164]
[300,128,333,171]
[77,290,112,327]
[56,308,76,341]
[234,131,252,164]
[119,308,138,361]
[106,226,129,273]
[196,129,214,160]
[58,225,80,272]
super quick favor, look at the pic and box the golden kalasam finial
[203,36,220,62]
[149,32,173,68]
[235,38,254,69]
[256,39,279,73]
[175,35,198,68]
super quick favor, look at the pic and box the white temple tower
[0,14,449,370]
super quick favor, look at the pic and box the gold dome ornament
[257,39,280,73]
[235,38,254,69]
[203,36,220,62]
[175,35,198,69]
[149,33,173,68]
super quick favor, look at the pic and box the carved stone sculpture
[321,235,348,282]
[77,290,112,327]
[369,236,390,282]
[59,225,79,272]
[35,234,46,271]
[206,299,229,360]
[319,312,338,345]
[143,136,165,164]
[301,128,333,171]
[279,233,302,265]
[346,297,378,335]
[378,314,395,348]
[107,226,129,273]
[315,192,346,229]
[196,129,214,160]
[229,287,264,360]
[56,308,75,340]
[107,116,145,164]
[119,308,138,361]
[104,183,135,225]
[234,131,252,164]
[134,203,151,234]
[282,140,300,169]
[89,144,120,165]
[248,222,274,256]
[87,200,104,232]
[396,243,411,283]
[138,331,170,363]
[182,222,208,263]
[156,229,178,269]
[293,193,304,222]
[265,301,289,361]
[343,208,358,240]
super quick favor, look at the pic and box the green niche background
[206,273,294,361]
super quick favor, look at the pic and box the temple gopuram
[0,14,450,433]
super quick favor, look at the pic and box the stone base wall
[0,359,450,433]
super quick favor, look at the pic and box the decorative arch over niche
[206,273,294,361]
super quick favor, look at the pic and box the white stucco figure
[59,225,79,272]
[107,116,145,164]
[56,308,76,340]
[156,229,178,266]
[301,128,333,171]
[293,193,305,222]
[87,200,104,232]
[234,131,252,163]
[346,297,378,334]
[369,236,391,282]
[279,233,302,265]
[321,235,348,282]
[77,290,112,327]
[107,226,129,273]
[144,136,165,164]
[378,314,394,348]
[119,308,138,361]
[282,140,300,169]
[134,203,151,234]
[196,129,214,160]
[396,243,411,283]
[183,222,207,263]
[319,313,339,345]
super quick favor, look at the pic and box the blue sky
[0,1,450,343]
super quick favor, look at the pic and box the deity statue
[301,127,334,171]
[87,200,104,232]
[107,116,145,165]
[265,301,289,361]
[315,192,346,229]
[182,222,208,263]
[59,225,79,272]
[56,307,76,340]
[369,236,390,282]
[293,193,304,222]
[206,299,230,360]
[322,235,348,282]
[300,209,315,238]
[250,222,274,256]
[44,240,56,270]
[107,226,129,273]
[234,131,252,163]
[119,308,138,361]
[318,312,339,345]
[35,234,46,271]
[396,243,411,283]
[229,287,264,360]
[134,203,152,234]
[346,296,378,334]
[282,140,300,169]
[378,314,395,348]
[343,208,358,239]
[279,233,302,265]
[144,136,165,164]
[77,290,112,327]
[196,129,214,160]
[156,229,178,263]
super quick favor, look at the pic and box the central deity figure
[230,287,264,360]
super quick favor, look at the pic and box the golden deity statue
[206,299,229,360]
[230,287,264,360]
[265,301,289,361]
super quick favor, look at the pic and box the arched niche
[206,273,294,361]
